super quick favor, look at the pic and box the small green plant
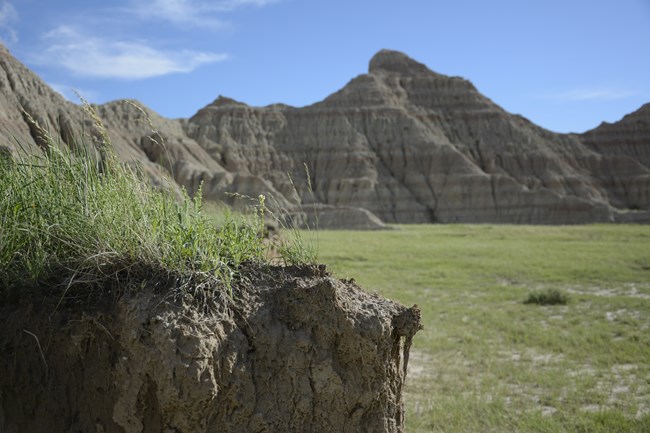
[524,288,570,305]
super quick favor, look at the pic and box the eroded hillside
[2,45,649,226]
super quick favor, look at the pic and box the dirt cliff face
[1,44,649,225]
[0,265,421,433]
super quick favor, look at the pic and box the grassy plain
[316,224,650,432]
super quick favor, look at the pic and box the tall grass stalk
[266,169,318,266]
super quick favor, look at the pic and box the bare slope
[1,45,649,225]
[0,45,184,196]
[581,104,650,218]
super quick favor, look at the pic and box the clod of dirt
[0,264,421,432]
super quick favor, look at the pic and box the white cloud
[541,88,635,102]
[131,0,226,28]
[0,1,16,24]
[37,26,228,79]
[129,0,279,28]
[0,1,18,44]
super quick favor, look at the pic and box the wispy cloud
[130,0,226,28]
[36,26,228,79]
[128,0,279,28]
[0,0,18,44]
[216,0,281,11]
[540,88,635,102]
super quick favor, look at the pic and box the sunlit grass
[0,109,310,296]
[317,224,650,433]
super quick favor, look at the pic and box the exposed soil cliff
[0,265,421,432]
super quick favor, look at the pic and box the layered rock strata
[581,104,650,220]
[1,44,649,225]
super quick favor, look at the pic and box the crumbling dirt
[0,264,421,432]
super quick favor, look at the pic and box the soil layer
[0,264,421,432]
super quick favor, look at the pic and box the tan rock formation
[0,45,180,195]
[185,50,643,223]
[581,104,650,220]
[1,44,649,225]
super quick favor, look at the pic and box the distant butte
[2,45,649,226]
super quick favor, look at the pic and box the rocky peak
[621,103,650,123]
[208,95,248,109]
[368,49,433,76]
[581,102,650,174]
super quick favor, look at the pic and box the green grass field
[315,224,650,433]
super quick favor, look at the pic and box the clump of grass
[220,190,318,267]
[523,288,570,305]
[0,107,281,295]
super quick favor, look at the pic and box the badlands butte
[2,45,649,227]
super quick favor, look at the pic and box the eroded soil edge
[0,265,421,433]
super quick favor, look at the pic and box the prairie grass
[0,112,305,296]
[316,224,650,433]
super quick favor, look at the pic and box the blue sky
[0,0,649,133]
